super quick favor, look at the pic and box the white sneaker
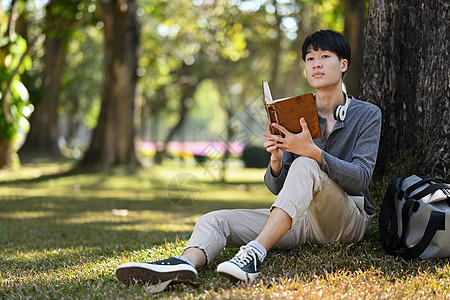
[116,257,197,285]
[217,245,261,284]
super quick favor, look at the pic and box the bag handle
[379,177,404,255]
[409,183,450,201]
[401,211,446,260]
[404,176,450,200]
[399,198,418,243]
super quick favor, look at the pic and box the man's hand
[269,118,323,165]
[263,122,284,176]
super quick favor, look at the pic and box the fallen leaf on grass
[171,279,201,288]
[143,280,172,294]
[143,279,201,294]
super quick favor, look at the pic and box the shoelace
[230,246,257,268]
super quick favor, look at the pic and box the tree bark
[360,0,449,179]
[0,139,14,168]
[18,0,76,160]
[344,0,367,97]
[156,75,197,157]
[78,0,140,171]
[18,36,67,159]
[270,14,283,95]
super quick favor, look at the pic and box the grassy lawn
[1,161,449,299]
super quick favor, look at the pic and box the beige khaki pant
[185,156,370,264]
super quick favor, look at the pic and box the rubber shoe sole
[116,262,197,285]
[217,261,260,284]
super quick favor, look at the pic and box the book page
[262,81,274,104]
[274,96,292,103]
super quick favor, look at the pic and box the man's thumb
[300,117,309,132]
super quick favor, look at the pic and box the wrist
[310,146,323,165]
[270,155,281,163]
[270,158,282,176]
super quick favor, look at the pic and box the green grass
[1,161,449,299]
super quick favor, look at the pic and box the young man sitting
[115,29,382,285]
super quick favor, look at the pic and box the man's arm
[321,105,382,194]
[264,151,295,195]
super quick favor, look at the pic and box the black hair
[301,30,351,77]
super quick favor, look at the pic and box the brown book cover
[263,81,322,139]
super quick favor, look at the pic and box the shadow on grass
[0,194,273,260]
[5,165,449,298]
[1,166,84,186]
[0,194,270,215]
[0,228,192,270]
[0,165,266,194]
[2,215,450,298]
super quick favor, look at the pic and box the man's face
[304,48,347,90]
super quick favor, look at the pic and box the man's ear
[341,59,348,73]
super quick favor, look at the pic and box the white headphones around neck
[334,91,350,122]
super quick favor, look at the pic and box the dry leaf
[143,280,172,294]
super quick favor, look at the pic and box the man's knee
[290,156,320,174]
[196,210,230,229]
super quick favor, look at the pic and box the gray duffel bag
[379,174,450,259]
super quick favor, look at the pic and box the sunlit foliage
[0,1,33,165]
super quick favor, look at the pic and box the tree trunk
[18,0,74,161]
[18,36,67,160]
[360,0,449,179]
[0,139,14,168]
[219,107,234,183]
[153,97,191,164]
[344,0,367,97]
[78,0,140,171]
[281,18,305,97]
[270,14,283,95]
[153,66,199,164]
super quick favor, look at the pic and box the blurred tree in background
[18,0,99,161]
[78,0,140,171]
[0,0,33,169]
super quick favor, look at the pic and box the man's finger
[276,142,287,150]
[264,139,277,147]
[266,145,278,152]
[272,135,287,146]
[271,122,290,136]
[300,117,310,133]
[263,131,281,141]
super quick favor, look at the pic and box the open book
[263,81,322,139]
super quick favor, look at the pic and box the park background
[1,0,449,298]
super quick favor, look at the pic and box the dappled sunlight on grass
[2,249,120,298]
[0,210,51,219]
[2,246,101,267]
[236,266,450,299]
[0,162,275,297]
[0,161,74,182]
[2,240,223,298]
[1,163,450,298]
[54,210,199,234]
